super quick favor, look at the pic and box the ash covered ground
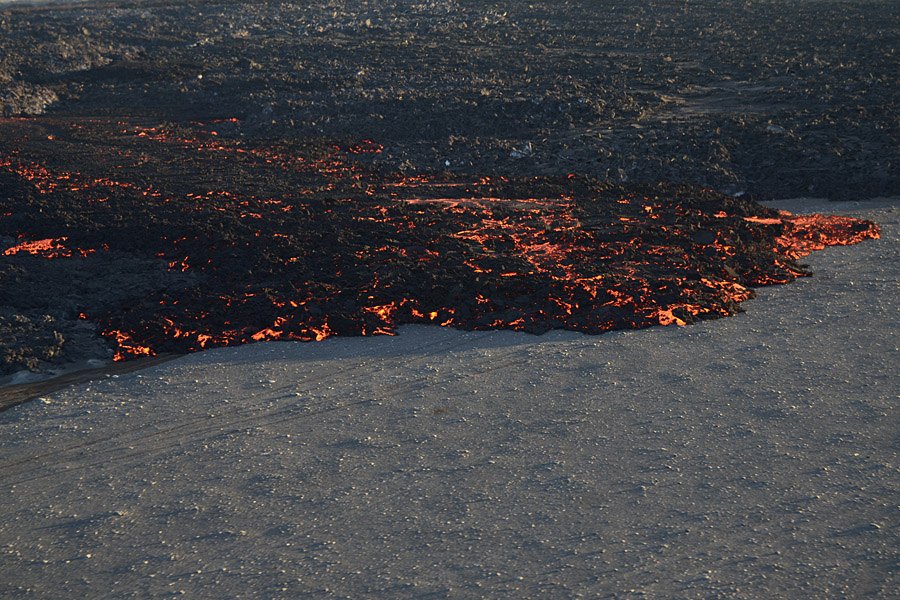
[0,0,895,380]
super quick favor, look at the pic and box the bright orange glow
[3,237,70,257]
[656,308,687,327]
[110,330,154,361]
[364,302,399,320]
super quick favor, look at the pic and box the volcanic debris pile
[0,118,879,373]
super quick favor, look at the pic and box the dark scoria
[0,118,879,367]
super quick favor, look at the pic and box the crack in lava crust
[0,118,880,361]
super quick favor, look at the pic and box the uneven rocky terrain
[2,0,898,199]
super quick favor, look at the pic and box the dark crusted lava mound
[0,0,892,376]
[0,118,879,373]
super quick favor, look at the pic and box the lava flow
[0,118,880,361]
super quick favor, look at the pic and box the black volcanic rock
[0,0,898,199]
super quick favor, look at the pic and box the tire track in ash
[0,330,523,486]
[0,332,472,479]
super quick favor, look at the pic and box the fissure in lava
[0,118,880,361]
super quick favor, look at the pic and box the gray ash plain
[0,0,897,383]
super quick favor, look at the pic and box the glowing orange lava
[3,237,70,257]
[0,117,881,361]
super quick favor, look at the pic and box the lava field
[0,116,878,373]
[2,0,898,199]
[0,0,892,375]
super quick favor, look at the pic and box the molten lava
[0,117,880,361]
[2,237,70,257]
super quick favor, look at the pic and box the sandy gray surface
[1,199,898,598]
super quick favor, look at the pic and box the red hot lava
[0,118,880,361]
[3,237,70,257]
